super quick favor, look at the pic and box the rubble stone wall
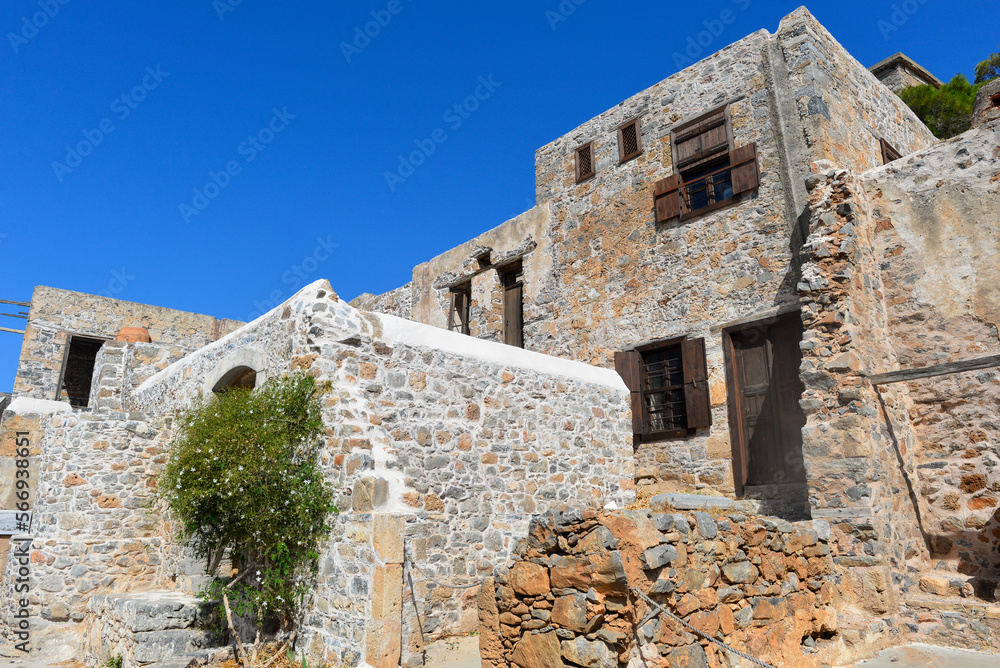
[797,166,927,574]
[777,11,936,173]
[479,508,840,668]
[13,286,242,403]
[128,280,633,666]
[865,121,1000,575]
[350,283,414,321]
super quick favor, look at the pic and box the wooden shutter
[673,109,728,169]
[681,337,711,429]
[618,119,642,163]
[729,142,759,196]
[614,350,647,440]
[576,143,595,182]
[654,174,681,223]
[503,282,523,348]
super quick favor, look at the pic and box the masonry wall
[796,165,928,579]
[13,286,242,403]
[360,8,940,501]
[479,508,840,668]
[126,280,635,666]
[864,121,1000,576]
[777,11,936,173]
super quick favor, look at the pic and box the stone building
[3,6,1000,668]
[868,52,942,93]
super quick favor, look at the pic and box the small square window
[575,142,595,183]
[618,118,642,163]
[879,138,902,165]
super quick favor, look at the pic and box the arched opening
[212,365,257,393]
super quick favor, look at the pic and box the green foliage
[900,74,981,139]
[159,373,338,628]
[102,656,123,668]
[974,47,1000,84]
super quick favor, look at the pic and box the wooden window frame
[615,336,711,444]
[655,104,759,225]
[447,283,472,336]
[575,142,596,183]
[879,138,902,165]
[55,334,109,407]
[617,117,643,164]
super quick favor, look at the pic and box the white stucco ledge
[6,397,73,415]
[376,312,628,392]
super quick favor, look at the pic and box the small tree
[974,47,1000,84]
[160,373,338,665]
[900,74,980,139]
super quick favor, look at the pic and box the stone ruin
[3,5,1000,668]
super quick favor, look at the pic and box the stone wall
[360,8,940,498]
[778,12,936,174]
[796,165,928,577]
[113,280,633,666]
[479,507,841,668]
[350,283,414,321]
[13,286,242,403]
[864,121,1000,575]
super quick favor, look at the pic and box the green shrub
[899,74,981,139]
[159,372,338,629]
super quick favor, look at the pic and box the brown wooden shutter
[730,142,759,196]
[614,350,647,439]
[503,282,523,348]
[681,337,711,429]
[654,174,681,223]
[448,293,457,331]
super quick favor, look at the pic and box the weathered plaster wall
[865,121,1000,575]
[13,287,242,403]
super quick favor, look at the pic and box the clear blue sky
[1,0,995,391]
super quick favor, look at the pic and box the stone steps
[83,591,223,668]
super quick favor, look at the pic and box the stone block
[373,515,404,564]
[551,593,588,633]
[560,636,615,668]
[509,561,550,596]
[510,631,564,668]
[642,544,678,570]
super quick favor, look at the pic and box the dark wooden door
[726,314,807,492]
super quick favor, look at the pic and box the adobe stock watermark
[178,107,295,224]
[247,235,339,320]
[340,0,413,63]
[671,0,751,71]
[384,75,501,192]
[877,0,930,41]
[97,268,134,299]
[52,65,170,183]
[7,0,71,54]
[213,0,247,21]
[545,0,586,31]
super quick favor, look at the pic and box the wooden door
[726,313,807,494]
[501,265,524,348]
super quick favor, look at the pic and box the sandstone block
[510,631,564,668]
[551,593,588,633]
[510,561,550,596]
